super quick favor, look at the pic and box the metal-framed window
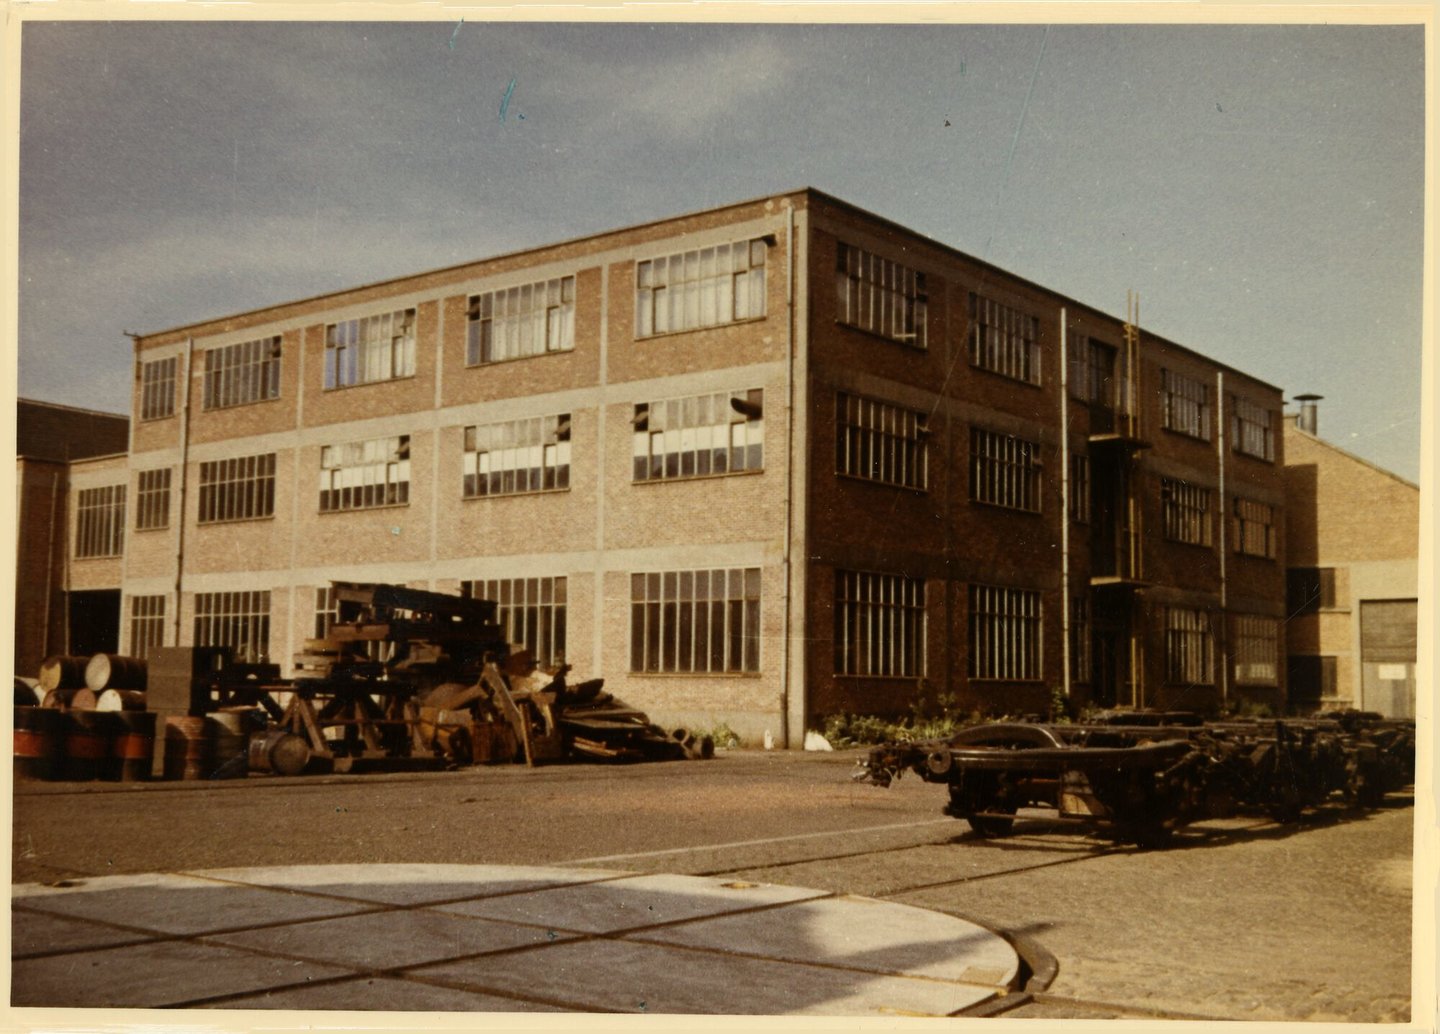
[836,392,928,490]
[129,595,166,659]
[194,590,270,664]
[1164,607,1213,685]
[1286,567,1336,614]
[1234,615,1279,686]
[1069,595,1091,683]
[324,307,416,389]
[1069,453,1090,523]
[1233,497,1277,559]
[836,243,927,347]
[968,584,1042,681]
[320,435,410,512]
[135,468,172,531]
[633,390,762,482]
[636,239,766,337]
[1230,397,1275,461]
[203,336,281,410]
[464,414,570,497]
[970,428,1042,513]
[198,454,276,524]
[1069,337,1118,406]
[139,356,178,421]
[630,568,760,674]
[468,276,575,365]
[834,570,926,678]
[1287,654,1337,708]
[1161,478,1212,546]
[75,485,126,558]
[461,577,567,668]
[1160,369,1211,440]
[969,293,1041,385]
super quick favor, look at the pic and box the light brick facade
[1283,420,1418,717]
[45,189,1292,740]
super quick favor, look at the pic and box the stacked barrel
[14,652,311,782]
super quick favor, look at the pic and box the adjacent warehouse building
[33,189,1293,743]
[1283,400,1419,718]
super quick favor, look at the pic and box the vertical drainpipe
[1216,371,1229,709]
[780,202,795,748]
[173,338,195,647]
[1059,307,1071,703]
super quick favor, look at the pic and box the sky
[14,18,1427,481]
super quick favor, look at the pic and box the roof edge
[1284,422,1418,491]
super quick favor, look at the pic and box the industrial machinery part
[857,713,1415,845]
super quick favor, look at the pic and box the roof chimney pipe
[1293,393,1323,436]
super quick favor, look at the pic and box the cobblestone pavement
[12,750,1421,1021]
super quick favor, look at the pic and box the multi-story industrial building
[14,399,130,677]
[1283,398,1418,718]
[42,189,1291,743]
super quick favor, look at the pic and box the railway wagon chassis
[858,714,1415,845]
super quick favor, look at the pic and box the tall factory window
[636,239,766,337]
[461,577,567,668]
[464,415,570,497]
[1069,454,1091,523]
[836,243,927,347]
[1161,478,1212,546]
[630,568,760,674]
[1160,369,1211,440]
[134,468,172,531]
[198,454,276,524]
[75,485,126,558]
[128,595,166,659]
[836,392,928,490]
[1069,337,1119,407]
[1287,654,1336,709]
[139,356,178,420]
[968,584,1042,681]
[203,336,281,410]
[1230,396,1275,461]
[1069,595,1091,684]
[1164,607,1213,685]
[1233,497,1277,559]
[968,293,1041,385]
[320,435,410,512]
[468,276,575,364]
[1286,567,1336,614]
[970,428,1042,513]
[1233,615,1279,686]
[834,571,926,678]
[194,590,270,664]
[633,390,762,481]
[324,307,416,389]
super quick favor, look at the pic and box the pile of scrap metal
[205,582,713,772]
[857,712,1415,846]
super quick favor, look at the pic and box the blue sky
[15,19,1426,479]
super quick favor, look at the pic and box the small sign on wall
[1377,663,1409,682]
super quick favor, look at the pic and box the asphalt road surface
[11,749,1416,1021]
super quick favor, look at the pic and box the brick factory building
[14,399,130,680]
[29,189,1294,744]
[1283,399,1419,718]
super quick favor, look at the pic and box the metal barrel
[37,655,89,692]
[247,730,311,776]
[61,710,111,781]
[85,654,148,692]
[43,688,98,711]
[13,706,64,781]
[14,678,42,708]
[206,709,264,779]
[95,689,148,712]
[104,711,157,782]
[163,716,210,780]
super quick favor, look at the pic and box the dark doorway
[67,589,120,657]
